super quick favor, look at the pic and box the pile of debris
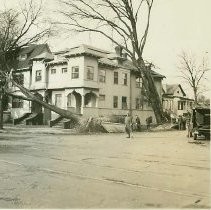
[151,123,176,132]
[76,117,125,133]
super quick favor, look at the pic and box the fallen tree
[57,0,166,124]
[0,0,52,129]
[9,78,79,122]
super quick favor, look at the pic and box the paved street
[0,129,210,208]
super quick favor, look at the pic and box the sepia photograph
[0,0,210,209]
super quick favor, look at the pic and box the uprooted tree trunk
[57,0,165,124]
[11,79,79,123]
[139,60,165,123]
[0,87,3,129]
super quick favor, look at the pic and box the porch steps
[18,113,41,125]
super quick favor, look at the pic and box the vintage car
[191,106,210,140]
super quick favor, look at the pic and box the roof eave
[65,52,102,59]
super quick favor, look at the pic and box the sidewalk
[0,124,76,135]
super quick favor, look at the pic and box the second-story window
[35,70,42,81]
[136,77,142,88]
[13,73,24,85]
[87,66,94,80]
[178,101,185,110]
[123,73,127,85]
[62,68,67,73]
[114,72,118,84]
[72,66,79,79]
[99,70,106,83]
[51,69,56,74]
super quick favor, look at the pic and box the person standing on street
[178,115,182,130]
[125,113,133,138]
[146,116,152,131]
[135,115,141,131]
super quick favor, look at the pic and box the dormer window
[19,54,27,61]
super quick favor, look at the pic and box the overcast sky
[1,0,211,97]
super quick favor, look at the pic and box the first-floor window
[72,66,79,79]
[136,98,143,110]
[122,96,127,109]
[99,94,105,101]
[113,96,118,108]
[12,98,23,108]
[62,68,67,73]
[55,94,62,107]
[35,70,42,81]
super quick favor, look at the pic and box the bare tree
[197,94,210,106]
[178,51,210,105]
[56,0,165,124]
[0,1,79,129]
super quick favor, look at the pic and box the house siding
[9,44,165,125]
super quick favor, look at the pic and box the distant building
[162,84,194,117]
[9,44,165,125]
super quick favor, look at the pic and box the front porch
[65,88,99,117]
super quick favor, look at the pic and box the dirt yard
[0,128,210,208]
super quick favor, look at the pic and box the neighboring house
[162,84,194,117]
[9,44,53,120]
[9,44,165,125]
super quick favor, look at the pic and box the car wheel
[194,133,197,140]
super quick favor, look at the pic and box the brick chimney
[115,46,123,57]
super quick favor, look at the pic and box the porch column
[63,94,67,110]
[81,95,85,115]
[96,96,99,108]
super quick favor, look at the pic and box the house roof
[120,60,165,78]
[48,58,68,66]
[31,51,54,61]
[14,44,53,70]
[164,84,186,96]
[53,44,165,78]
[65,44,110,58]
[98,57,118,68]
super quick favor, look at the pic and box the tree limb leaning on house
[56,0,165,124]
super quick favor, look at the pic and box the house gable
[164,84,186,97]
[15,44,53,71]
